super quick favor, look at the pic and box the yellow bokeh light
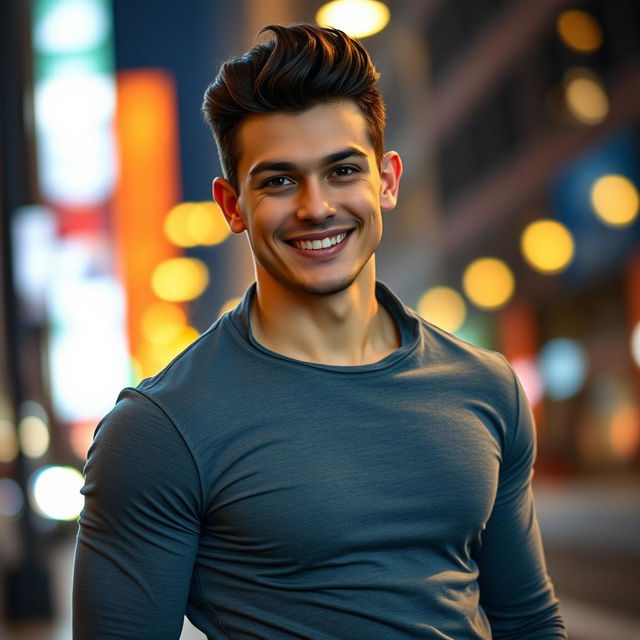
[149,326,201,371]
[316,0,390,38]
[151,257,209,302]
[557,10,603,53]
[417,287,466,333]
[164,201,230,248]
[564,68,609,125]
[18,415,50,459]
[218,297,242,317]
[188,202,230,246]
[463,258,515,310]
[141,301,187,344]
[164,202,196,247]
[0,419,19,463]
[590,174,640,227]
[521,219,575,274]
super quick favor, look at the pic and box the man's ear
[213,177,246,233]
[379,151,403,212]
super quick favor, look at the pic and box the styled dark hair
[202,24,386,190]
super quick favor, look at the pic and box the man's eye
[332,166,358,177]
[262,176,293,188]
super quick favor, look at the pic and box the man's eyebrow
[322,147,368,165]
[248,147,368,178]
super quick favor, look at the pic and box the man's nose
[295,179,336,222]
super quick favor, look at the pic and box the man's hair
[202,23,386,190]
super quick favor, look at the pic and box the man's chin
[286,275,358,298]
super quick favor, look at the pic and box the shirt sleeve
[476,361,567,639]
[73,388,203,639]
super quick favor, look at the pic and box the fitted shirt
[73,282,566,639]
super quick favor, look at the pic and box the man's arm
[73,389,202,639]
[476,361,567,639]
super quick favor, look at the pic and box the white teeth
[293,232,347,250]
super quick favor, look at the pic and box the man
[73,24,567,639]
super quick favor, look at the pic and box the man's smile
[284,229,353,258]
[288,230,349,250]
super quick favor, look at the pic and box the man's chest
[198,379,503,565]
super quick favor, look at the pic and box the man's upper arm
[476,363,567,639]
[73,389,203,639]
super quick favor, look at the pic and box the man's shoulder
[139,311,242,388]
[128,312,249,419]
[415,312,512,381]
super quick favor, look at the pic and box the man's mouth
[290,232,348,251]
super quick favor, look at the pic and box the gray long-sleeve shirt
[73,282,566,639]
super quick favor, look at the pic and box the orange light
[609,403,640,462]
[557,10,603,53]
[113,70,183,376]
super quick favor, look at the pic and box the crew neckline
[228,282,421,374]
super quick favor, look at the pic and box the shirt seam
[225,318,419,376]
[125,387,207,516]
[195,566,237,640]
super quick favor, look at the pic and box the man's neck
[250,268,400,367]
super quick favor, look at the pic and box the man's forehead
[236,100,374,176]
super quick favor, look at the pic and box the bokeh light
[34,0,110,54]
[18,415,50,459]
[218,297,242,317]
[538,338,588,400]
[141,301,187,344]
[29,465,85,521]
[520,219,575,274]
[164,202,194,247]
[590,174,640,227]
[0,419,19,463]
[187,202,229,246]
[151,257,209,302]
[164,201,229,247]
[417,286,466,333]
[564,68,609,125]
[608,402,640,462]
[0,478,25,518]
[316,0,390,38]
[462,258,515,310]
[556,10,603,53]
[146,326,201,372]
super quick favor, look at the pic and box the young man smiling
[214,98,402,365]
[73,24,567,640]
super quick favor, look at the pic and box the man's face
[214,100,401,298]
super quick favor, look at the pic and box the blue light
[538,338,588,400]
